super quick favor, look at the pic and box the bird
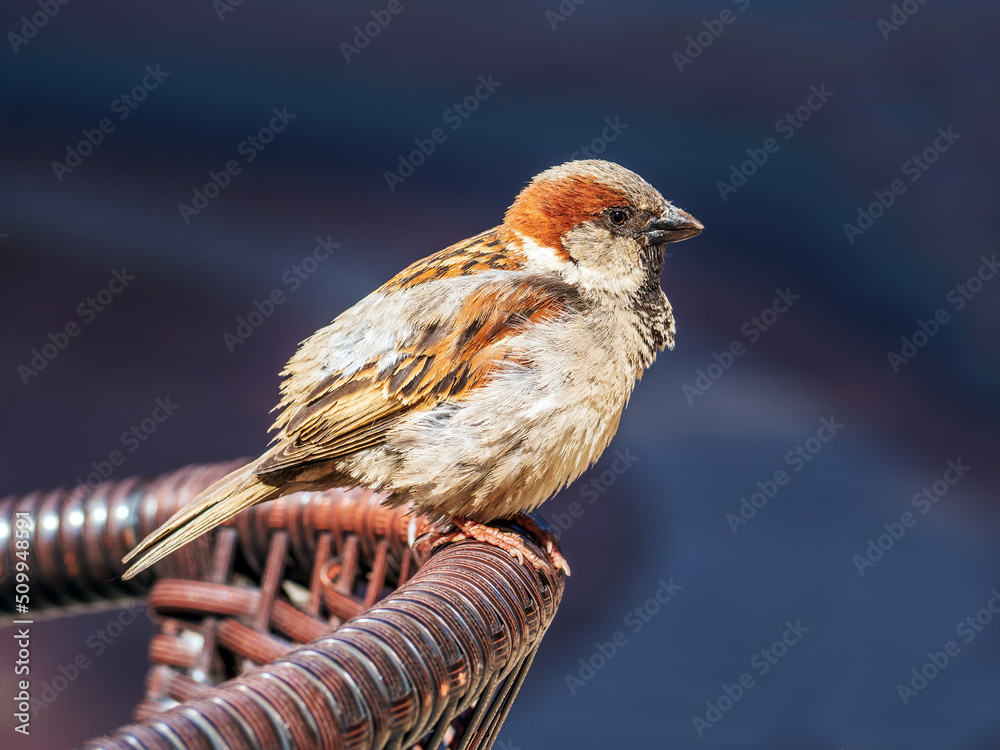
[121,159,702,580]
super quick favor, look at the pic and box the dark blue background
[1,1,998,747]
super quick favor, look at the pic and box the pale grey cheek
[560,227,644,297]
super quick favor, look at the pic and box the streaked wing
[256,236,578,477]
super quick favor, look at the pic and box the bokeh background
[2,1,999,747]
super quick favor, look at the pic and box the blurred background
[1,0,998,747]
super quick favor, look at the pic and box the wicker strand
[0,463,565,750]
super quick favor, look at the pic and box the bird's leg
[420,516,570,576]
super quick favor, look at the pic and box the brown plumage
[122,160,702,579]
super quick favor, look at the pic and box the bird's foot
[419,516,570,576]
[510,513,571,576]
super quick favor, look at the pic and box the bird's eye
[609,209,628,226]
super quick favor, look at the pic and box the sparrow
[122,159,702,580]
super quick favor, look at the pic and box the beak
[643,203,704,245]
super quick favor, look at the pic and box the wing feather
[256,266,579,477]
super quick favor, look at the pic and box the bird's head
[502,159,703,295]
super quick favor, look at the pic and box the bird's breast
[346,306,643,519]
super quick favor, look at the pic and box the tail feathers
[121,465,279,580]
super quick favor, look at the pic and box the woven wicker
[0,461,566,749]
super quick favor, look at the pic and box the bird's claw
[414,516,570,576]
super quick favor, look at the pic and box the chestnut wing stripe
[256,275,580,478]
